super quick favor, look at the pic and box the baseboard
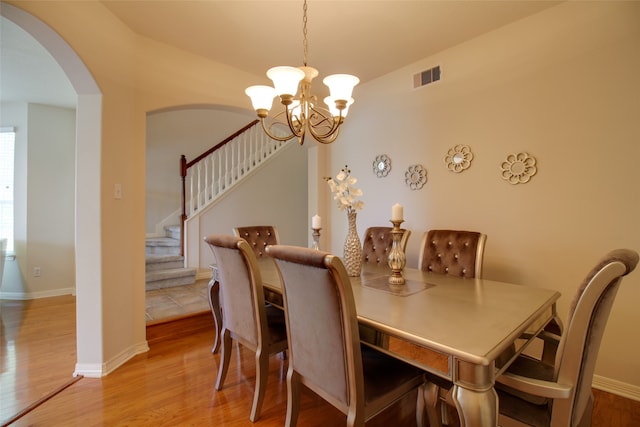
[593,375,640,402]
[195,269,212,281]
[0,287,75,300]
[74,340,150,378]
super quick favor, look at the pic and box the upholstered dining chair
[418,229,487,278]
[233,225,280,258]
[426,249,639,427]
[361,226,411,266]
[233,225,283,308]
[204,234,288,423]
[495,248,639,427]
[266,245,427,427]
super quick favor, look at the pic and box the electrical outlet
[33,267,41,277]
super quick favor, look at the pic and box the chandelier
[245,0,359,145]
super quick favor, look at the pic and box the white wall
[0,102,75,298]
[323,2,640,395]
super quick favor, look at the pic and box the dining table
[208,258,560,427]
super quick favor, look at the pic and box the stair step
[145,267,197,291]
[146,237,180,247]
[146,237,180,256]
[164,225,180,240]
[146,255,185,272]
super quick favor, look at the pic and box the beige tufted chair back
[234,225,283,307]
[233,225,280,258]
[418,229,487,278]
[361,226,411,266]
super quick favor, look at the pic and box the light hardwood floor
[1,295,639,426]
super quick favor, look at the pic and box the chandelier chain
[302,0,308,66]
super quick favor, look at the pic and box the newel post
[180,154,187,257]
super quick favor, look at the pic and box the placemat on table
[361,276,434,296]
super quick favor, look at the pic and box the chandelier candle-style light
[245,0,359,145]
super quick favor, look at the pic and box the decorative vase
[343,210,362,277]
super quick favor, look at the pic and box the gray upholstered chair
[418,229,487,278]
[266,244,427,427]
[361,226,411,266]
[204,234,288,423]
[495,249,638,427]
[426,249,639,427]
[233,225,280,258]
[233,225,283,308]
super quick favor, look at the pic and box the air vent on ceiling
[413,65,441,89]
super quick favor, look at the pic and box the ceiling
[1,1,562,109]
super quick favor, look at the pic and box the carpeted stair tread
[145,267,197,281]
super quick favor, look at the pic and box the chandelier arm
[283,106,306,139]
[259,118,296,142]
[307,105,342,139]
[312,130,341,144]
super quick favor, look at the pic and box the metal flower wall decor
[405,164,427,190]
[372,154,391,177]
[500,152,537,184]
[445,144,473,173]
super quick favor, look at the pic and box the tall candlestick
[312,214,322,229]
[391,203,403,222]
[388,219,406,285]
[311,227,321,250]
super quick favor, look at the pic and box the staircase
[145,225,197,291]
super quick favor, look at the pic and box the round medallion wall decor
[373,154,391,177]
[500,152,537,184]
[405,164,427,190]
[444,144,473,173]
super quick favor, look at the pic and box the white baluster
[188,170,195,215]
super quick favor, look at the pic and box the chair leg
[285,368,301,427]
[423,381,443,427]
[250,348,269,422]
[208,279,222,354]
[416,383,427,427]
[215,330,232,390]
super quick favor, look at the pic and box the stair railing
[179,120,289,254]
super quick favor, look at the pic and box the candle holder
[311,228,321,251]
[388,219,406,285]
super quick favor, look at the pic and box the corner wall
[325,2,640,395]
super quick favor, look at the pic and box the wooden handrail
[178,120,260,256]
[184,120,259,169]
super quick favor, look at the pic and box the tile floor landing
[145,279,210,323]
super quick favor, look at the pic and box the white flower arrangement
[326,165,364,214]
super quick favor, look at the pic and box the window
[0,127,15,254]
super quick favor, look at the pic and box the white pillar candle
[312,214,322,229]
[391,203,403,221]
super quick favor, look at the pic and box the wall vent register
[413,65,441,89]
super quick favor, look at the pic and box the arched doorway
[1,4,103,375]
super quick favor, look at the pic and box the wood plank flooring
[2,295,640,426]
